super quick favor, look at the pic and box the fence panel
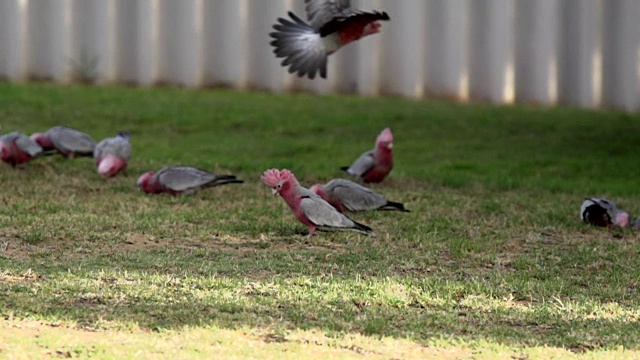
[0,0,638,111]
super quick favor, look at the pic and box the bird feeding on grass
[0,131,45,168]
[270,0,390,79]
[580,198,630,228]
[94,132,132,178]
[341,128,394,183]
[261,168,373,236]
[137,166,244,196]
[31,126,96,158]
[310,178,408,213]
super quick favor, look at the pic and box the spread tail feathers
[269,12,328,79]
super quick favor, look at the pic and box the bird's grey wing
[300,194,355,228]
[156,166,215,192]
[15,135,43,157]
[50,127,96,153]
[304,0,352,31]
[329,180,385,211]
[346,150,375,177]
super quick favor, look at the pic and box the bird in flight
[270,0,390,79]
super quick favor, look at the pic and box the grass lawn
[1,82,640,359]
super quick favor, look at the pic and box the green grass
[1,82,640,358]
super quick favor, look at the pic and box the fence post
[424,0,469,101]
[602,0,640,111]
[157,0,202,87]
[514,0,558,105]
[468,0,515,103]
[0,0,26,80]
[70,0,116,84]
[558,0,602,108]
[114,0,157,85]
[379,0,425,98]
[202,0,248,89]
[26,0,71,82]
[246,0,292,92]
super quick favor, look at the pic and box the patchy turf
[1,82,640,358]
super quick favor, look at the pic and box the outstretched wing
[305,0,352,32]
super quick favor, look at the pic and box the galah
[341,127,393,183]
[0,131,44,167]
[94,132,132,178]
[310,178,408,213]
[270,0,390,79]
[137,166,244,195]
[580,198,630,228]
[261,168,372,236]
[31,126,96,158]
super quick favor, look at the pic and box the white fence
[0,0,639,111]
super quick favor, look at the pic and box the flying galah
[270,0,390,79]
[310,178,408,213]
[94,132,132,178]
[261,168,372,236]
[0,131,44,167]
[341,128,393,183]
[31,126,96,158]
[580,198,630,228]
[137,166,244,195]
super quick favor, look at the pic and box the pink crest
[261,168,295,187]
[376,128,393,144]
[261,169,282,187]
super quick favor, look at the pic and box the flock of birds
[5,1,628,236]
[0,125,406,236]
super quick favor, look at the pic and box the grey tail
[35,149,58,158]
[379,201,410,212]
[340,166,349,172]
[351,220,373,235]
[210,175,244,187]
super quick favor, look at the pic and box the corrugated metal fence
[0,0,638,111]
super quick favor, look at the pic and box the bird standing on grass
[94,132,132,178]
[137,166,244,196]
[341,127,394,183]
[31,126,96,158]
[310,178,408,212]
[270,0,390,79]
[580,198,630,228]
[261,168,373,236]
[0,131,44,168]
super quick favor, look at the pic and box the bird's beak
[388,143,393,149]
[272,188,278,196]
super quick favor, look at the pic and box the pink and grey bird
[137,166,244,195]
[94,132,132,178]
[580,198,630,228]
[31,126,96,158]
[310,178,408,213]
[270,0,390,79]
[261,168,372,236]
[0,131,44,167]
[341,128,393,183]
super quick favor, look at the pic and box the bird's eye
[277,184,282,189]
